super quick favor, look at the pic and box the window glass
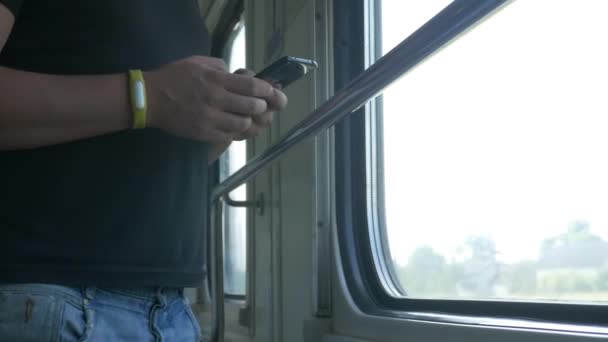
[379,0,608,302]
[221,23,247,296]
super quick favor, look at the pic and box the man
[0,0,286,340]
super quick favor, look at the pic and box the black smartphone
[255,56,318,89]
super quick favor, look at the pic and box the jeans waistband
[90,287,184,301]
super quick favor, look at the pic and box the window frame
[220,19,248,298]
[207,0,247,300]
[334,0,608,333]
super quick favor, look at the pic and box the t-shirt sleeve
[0,0,23,16]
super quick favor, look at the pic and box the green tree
[398,246,456,297]
[500,261,537,295]
[456,236,499,297]
[541,221,601,255]
[538,221,607,296]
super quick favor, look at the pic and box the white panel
[277,2,318,341]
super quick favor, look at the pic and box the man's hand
[209,69,287,163]
[198,69,287,163]
[145,57,269,143]
[232,69,288,141]
[207,69,288,163]
[144,58,287,163]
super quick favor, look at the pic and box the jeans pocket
[0,289,61,342]
[59,300,89,342]
[182,296,202,341]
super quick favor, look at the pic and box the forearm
[0,66,131,150]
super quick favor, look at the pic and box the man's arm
[0,4,134,150]
[0,3,287,155]
[0,67,133,150]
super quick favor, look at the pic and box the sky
[381,0,608,265]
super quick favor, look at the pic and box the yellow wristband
[128,69,147,129]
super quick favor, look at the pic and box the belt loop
[81,286,96,302]
[150,287,167,342]
[79,286,96,341]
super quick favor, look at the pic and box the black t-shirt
[0,0,211,287]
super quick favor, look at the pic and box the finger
[212,111,253,134]
[193,56,228,71]
[256,76,281,89]
[221,73,274,98]
[234,112,274,141]
[233,68,283,97]
[234,68,255,77]
[233,131,247,141]
[266,88,288,112]
[252,111,273,128]
[234,125,261,141]
[219,91,268,116]
[203,127,233,144]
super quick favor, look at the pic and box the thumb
[234,68,256,77]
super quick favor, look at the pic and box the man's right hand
[145,56,279,146]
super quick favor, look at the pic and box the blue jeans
[0,284,202,341]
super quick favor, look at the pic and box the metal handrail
[208,1,510,340]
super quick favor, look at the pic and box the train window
[378,0,608,303]
[220,21,247,296]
